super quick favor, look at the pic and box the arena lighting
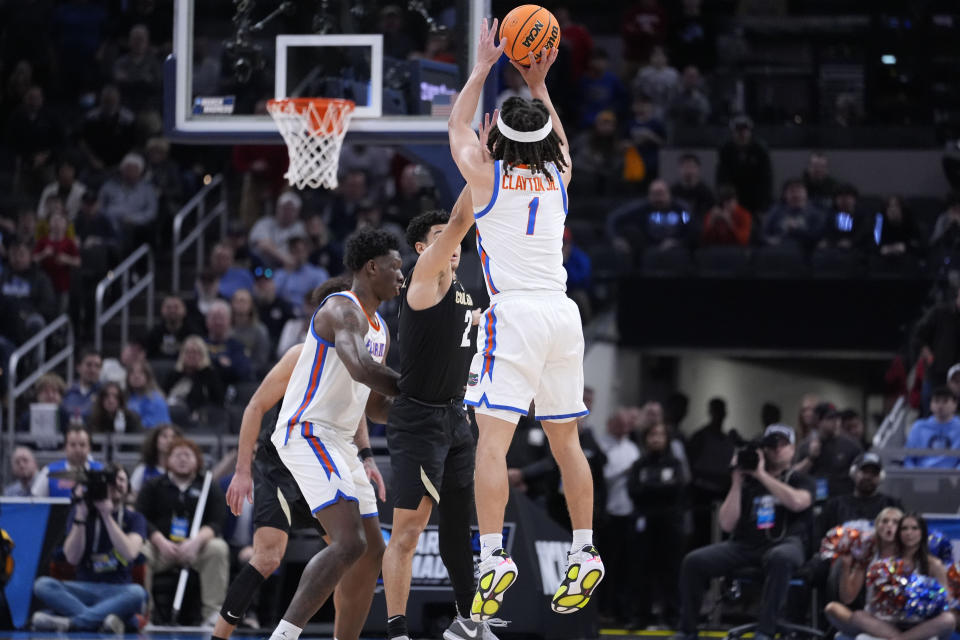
[881,54,897,65]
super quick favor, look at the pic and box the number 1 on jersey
[526,197,539,235]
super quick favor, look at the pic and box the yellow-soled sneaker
[551,544,605,614]
[470,548,518,623]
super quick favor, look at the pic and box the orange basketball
[499,5,561,66]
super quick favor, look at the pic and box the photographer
[32,425,104,498]
[31,466,148,633]
[677,424,816,640]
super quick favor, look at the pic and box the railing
[873,395,911,449]
[172,174,227,294]
[4,315,74,482]
[94,244,155,353]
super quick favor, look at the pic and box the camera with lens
[733,441,761,471]
[80,469,118,505]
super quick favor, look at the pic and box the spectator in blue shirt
[904,386,960,468]
[563,228,593,322]
[204,300,252,383]
[274,236,329,312]
[31,465,148,633]
[61,348,103,421]
[125,361,171,428]
[31,425,104,498]
[210,242,253,300]
[579,48,628,129]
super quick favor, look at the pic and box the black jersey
[398,275,476,403]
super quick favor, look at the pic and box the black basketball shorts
[386,395,475,510]
[252,440,325,535]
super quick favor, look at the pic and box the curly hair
[343,228,400,272]
[405,209,450,250]
[487,97,567,179]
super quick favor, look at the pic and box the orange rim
[267,98,355,136]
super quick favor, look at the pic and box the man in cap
[676,424,816,640]
[792,402,862,500]
[816,452,900,542]
[715,114,773,214]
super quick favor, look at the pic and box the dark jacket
[0,265,57,337]
[163,366,225,411]
[716,139,773,214]
[912,302,960,383]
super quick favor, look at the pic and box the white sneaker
[470,548,518,623]
[100,613,125,635]
[855,634,886,640]
[31,611,70,632]
[551,544,605,614]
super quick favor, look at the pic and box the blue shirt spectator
[563,229,592,292]
[31,466,148,633]
[125,362,171,429]
[31,427,104,498]
[204,300,253,383]
[579,49,628,128]
[274,236,329,312]
[61,349,103,420]
[210,242,253,299]
[904,388,960,468]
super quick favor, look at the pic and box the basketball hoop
[267,98,355,190]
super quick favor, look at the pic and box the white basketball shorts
[275,421,378,518]
[464,291,588,423]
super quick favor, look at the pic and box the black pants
[679,537,805,636]
[637,514,685,623]
[596,515,637,622]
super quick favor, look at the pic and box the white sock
[571,529,593,552]
[479,533,503,560]
[270,619,303,640]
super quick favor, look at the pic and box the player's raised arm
[327,302,400,397]
[408,186,475,289]
[226,343,303,515]
[510,47,572,181]
[449,18,504,188]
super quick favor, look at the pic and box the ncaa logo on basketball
[468,373,479,386]
[521,20,544,48]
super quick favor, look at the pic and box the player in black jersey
[211,278,388,640]
[381,184,502,640]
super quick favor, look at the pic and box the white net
[267,98,355,191]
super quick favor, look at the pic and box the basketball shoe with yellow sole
[470,548,518,622]
[551,544,605,613]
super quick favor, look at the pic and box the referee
[382,188,496,640]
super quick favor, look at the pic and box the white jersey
[473,160,568,295]
[272,291,387,448]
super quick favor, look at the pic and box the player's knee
[251,548,284,575]
[388,525,422,555]
[365,529,386,560]
[335,530,367,565]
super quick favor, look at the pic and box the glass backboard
[166,0,488,144]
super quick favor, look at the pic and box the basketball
[499,5,561,66]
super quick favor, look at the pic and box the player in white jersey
[262,228,403,640]
[448,20,604,621]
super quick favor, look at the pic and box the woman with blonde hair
[126,360,171,428]
[163,335,225,412]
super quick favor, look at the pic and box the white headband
[497,112,553,143]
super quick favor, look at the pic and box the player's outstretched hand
[477,18,505,68]
[226,469,254,517]
[511,46,559,87]
[364,458,386,502]
[478,108,498,151]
